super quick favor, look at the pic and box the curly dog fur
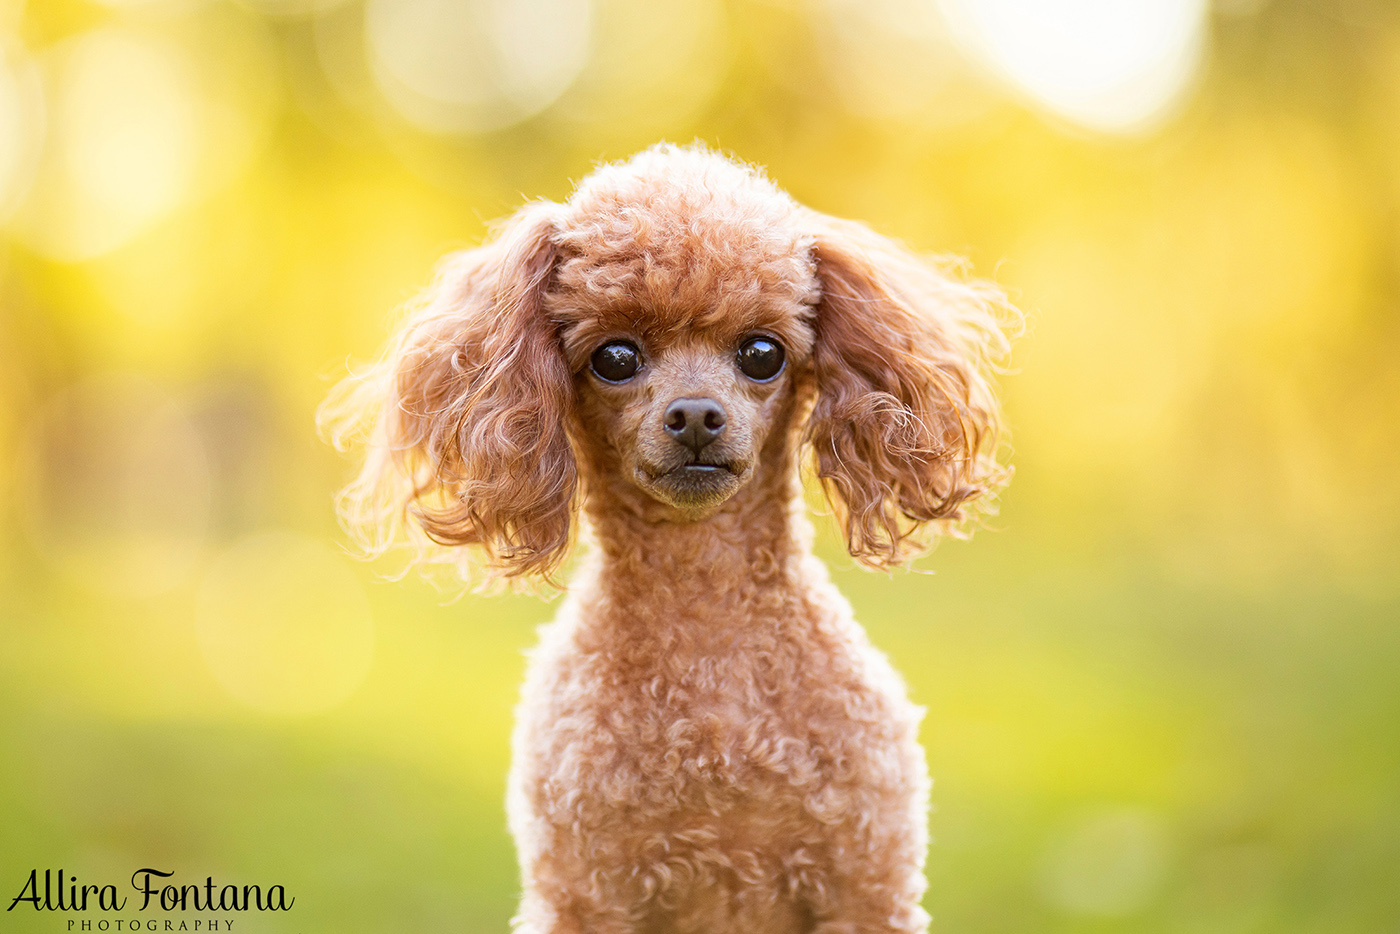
[324,144,1013,934]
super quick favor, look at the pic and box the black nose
[663,397,727,454]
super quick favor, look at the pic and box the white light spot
[62,33,193,226]
[366,0,592,134]
[940,0,1208,132]
[0,38,42,225]
[196,531,374,715]
[13,28,198,259]
[1039,807,1171,916]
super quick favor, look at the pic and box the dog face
[552,301,817,516]
[321,144,1012,584]
[546,193,821,514]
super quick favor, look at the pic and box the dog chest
[519,627,922,830]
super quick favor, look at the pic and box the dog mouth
[636,457,748,509]
[673,461,734,476]
[642,457,739,479]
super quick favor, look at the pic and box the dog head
[322,144,1012,585]
[546,146,818,520]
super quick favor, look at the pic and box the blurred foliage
[2,0,1399,931]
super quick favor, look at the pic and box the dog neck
[576,438,817,636]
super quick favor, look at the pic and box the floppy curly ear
[805,212,1014,568]
[320,201,576,585]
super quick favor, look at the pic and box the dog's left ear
[804,212,1014,568]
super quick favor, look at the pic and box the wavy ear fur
[805,213,1015,568]
[320,201,576,585]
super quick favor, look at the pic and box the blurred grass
[2,0,1400,931]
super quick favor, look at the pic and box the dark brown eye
[590,341,641,382]
[737,336,785,381]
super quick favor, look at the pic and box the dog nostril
[665,409,687,431]
[703,409,725,431]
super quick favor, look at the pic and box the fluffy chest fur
[506,554,928,931]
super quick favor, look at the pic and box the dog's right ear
[320,201,576,585]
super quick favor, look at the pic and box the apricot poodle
[324,144,1012,934]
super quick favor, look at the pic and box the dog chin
[634,462,748,513]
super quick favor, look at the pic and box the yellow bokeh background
[2,0,1398,931]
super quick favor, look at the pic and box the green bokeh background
[2,0,1398,931]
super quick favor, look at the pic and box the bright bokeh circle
[940,0,1208,132]
[1039,808,1171,916]
[13,27,198,259]
[366,0,593,134]
[0,38,42,225]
